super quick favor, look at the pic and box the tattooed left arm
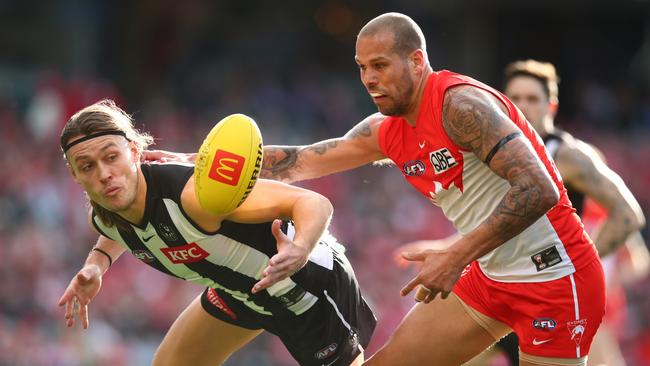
[442,85,560,265]
[398,85,560,301]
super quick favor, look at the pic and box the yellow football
[194,114,263,215]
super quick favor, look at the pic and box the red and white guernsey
[378,71,599,282]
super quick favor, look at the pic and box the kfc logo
[161,242,209,264]
[208,150,245,186]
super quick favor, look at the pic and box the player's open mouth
[369,92,384,98]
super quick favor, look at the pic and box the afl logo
[403,160,426,176]
[314,343,338,360]
[532,318,557,331]
[133,250,156,263]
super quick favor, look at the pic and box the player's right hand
[142,149,196,164]
[58,264,103,330]
[252,220,309,294]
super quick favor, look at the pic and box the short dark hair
[358,12,426,58]
[504,60,560,103]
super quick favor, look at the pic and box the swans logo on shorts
[403,160,426,176]
[567,319,587,346]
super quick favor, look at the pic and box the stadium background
[1,1,650,365]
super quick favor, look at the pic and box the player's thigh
[585,324,626,366]
[152,295,263,366]
[519,352,588,366]
[364,293,507,366]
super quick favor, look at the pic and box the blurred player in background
[396,60,647,366]
[145,13,610,366]
[58,100,376,366]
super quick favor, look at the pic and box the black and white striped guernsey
[92,163,339,317]
[543,129,586,217]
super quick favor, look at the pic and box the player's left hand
[252,220,309,294]
[399,249,464,304]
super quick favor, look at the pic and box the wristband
[92,247,113,267]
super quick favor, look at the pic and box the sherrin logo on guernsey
[161,242,209,264]
[208,149,245,186]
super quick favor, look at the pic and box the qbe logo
[429,148,457,174]
[208,149,245,186]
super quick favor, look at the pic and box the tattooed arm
[442,85,560,264]
[261,113,387,183]
[399,85,560,300]
[142,114,386,183]
[555,140,645,257]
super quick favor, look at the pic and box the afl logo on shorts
[314,343,338,360]
[208,150,245,186]
[532,318,557,331]
[403,160,426,176]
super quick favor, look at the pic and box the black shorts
[200,248,376,366]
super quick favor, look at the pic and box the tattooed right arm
[261,114,386,183]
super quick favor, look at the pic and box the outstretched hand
[252,220,310,294]
[142,150,196,164]
[399,249,464,304]
[393,239,455,268]
[58,265,103,329]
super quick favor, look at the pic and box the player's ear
[549,99,559,118]
[67,162,80,183]
[409,49,426,72]
[129,140,141,164]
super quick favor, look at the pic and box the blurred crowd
[2,1,650,365]
[1,66,650,366]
